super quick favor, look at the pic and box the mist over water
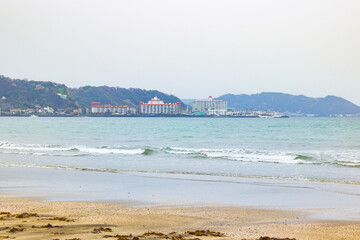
[0,117,359,186]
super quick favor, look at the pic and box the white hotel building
[192,96,228,115]
[91,102,136,115]
[140,96,180,115]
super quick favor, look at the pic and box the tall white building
[192,96,227,115]
[140,96,180,114]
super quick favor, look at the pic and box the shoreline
[0,114,278,118]
[1,196,360,240]
[2,165,360,221]
[1,164,360,239]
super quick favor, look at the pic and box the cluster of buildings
[1,94,286,117]
[89,96,287,117]
[0,105,82,116]
[90,96,226,116]
[0,95,83,116]
[0,95,57,116]
[91,97,180,115]
[7,106,55,115]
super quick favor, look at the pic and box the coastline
[0,114,274,118]
[2,165,360,217]
[1,196,360,240]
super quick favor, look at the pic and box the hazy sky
[0,0,359,104]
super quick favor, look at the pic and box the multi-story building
[192,96,227,115]
[140,96,180,114]
[91,102,136,115]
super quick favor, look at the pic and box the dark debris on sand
[92,227,113,233]
[186,229,225,237]
[7,227,25,233]
[32,223,61,228]
[256,237,296,240]
[15,212,39,218]
[1,211,297,240]
[100,229,226,240]
[48,216,75,222]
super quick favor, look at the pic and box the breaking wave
[0,141,145,156]
[0,141,359,167]
[161,147,360,167]
[162,147,314,164]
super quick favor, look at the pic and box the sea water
[0,117,360,211]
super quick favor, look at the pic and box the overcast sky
[0,0,359,104]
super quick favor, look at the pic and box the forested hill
[0,75,78,111]
[0,75,184,110]
[70,86,185,108]
[217,92,360,116]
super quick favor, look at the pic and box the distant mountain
[216,92,360,116]
[181,99,195,106]
[0,75,78,111]
[70,86,185,108]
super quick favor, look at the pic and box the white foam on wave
[0,141,74,152]
[164,147,310,164]
[76,146,144,155]
[0,141,145,156]
[165,147,360,166]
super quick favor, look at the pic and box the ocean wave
[75,146,144,155]
[294,154,313,160]
[0,141,146,156]
[162,147,312,164]
[143,148,155,155]
[334,160,360,167]
[162,147,360,167]
[0,141,359,167]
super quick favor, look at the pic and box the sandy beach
[0,196,359,240]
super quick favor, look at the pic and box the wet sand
[1,197,360,240]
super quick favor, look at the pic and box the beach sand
[0,197,360,240]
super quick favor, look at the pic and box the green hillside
[0,75,185,112]
[70,86,185,108]
[0,75,78,111]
